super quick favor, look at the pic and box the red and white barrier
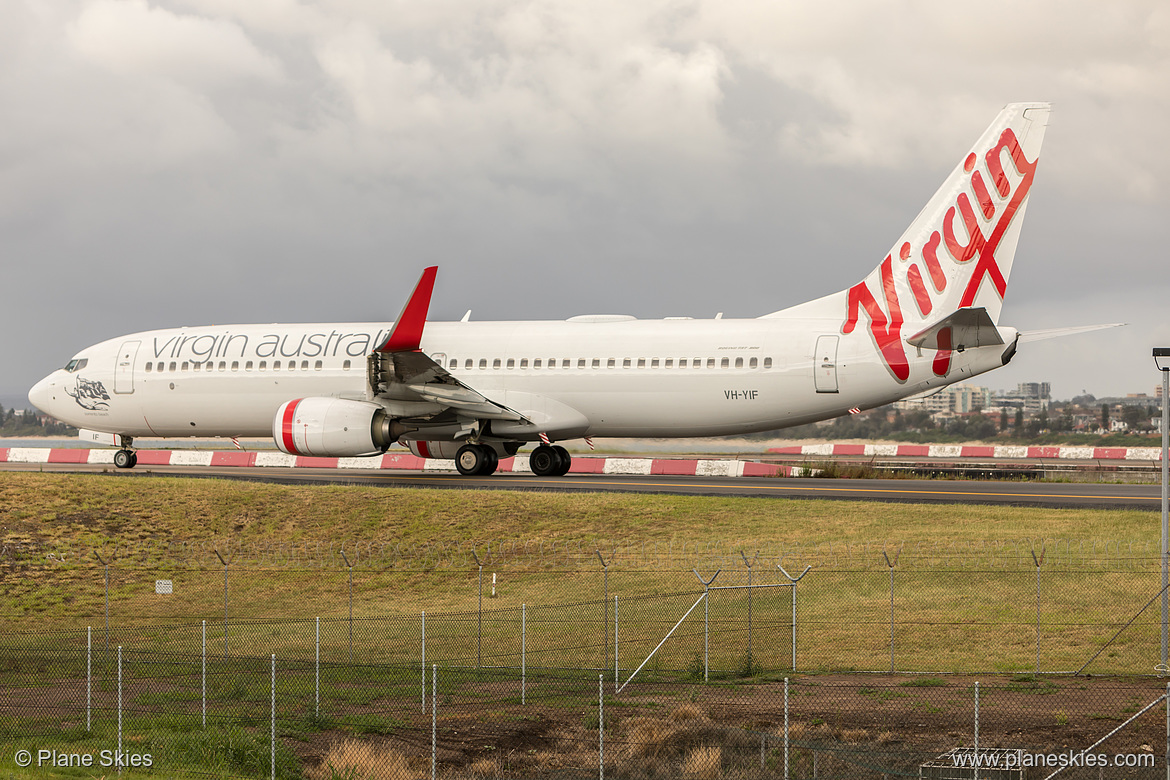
[767,443,1163,461]
[0,448,790,478]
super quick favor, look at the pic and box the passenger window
[507,359,515,369]
[678,359,686,368]
[651,359,659,368]
[578,359,586,369]
[315,360,323,370]
[342,360,350,370]
[288,362,296,371]
[533,359,541,368]
[638,358,646,368]
[735,357,743,368]
[493,358,501,369]
[182,361,189,371]
[449,359,457,369]
[588,358,597,368]
[750,357,758,369]
[520,358,528,368]
[244,361,252,371]
[707,358,716,369]
[564,359,571,369]
[145,362,153,372]
[764,357,773,369]
[301,360,309,370]
[466,359,473,369]
[665,359,673,368]
[219,361,227,371]
[479,359,487,369]
[721,358,729,369]
[231,361,239,371]
[260,361,267,371]
[623,358,631,368]
[273,360,281,370]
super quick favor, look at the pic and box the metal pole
[1162,365,1168,669]
[431,665,437,780]
[599,674,604,780]
[421,611,427,712]
[95,552,110,651]
[341,551,353,665]
[693,569,720,682]
[778,564,810,672]
[315,617,320,718]
[1032,546,1044,674]
[215,549,229,660]
[117,645,122,776]
[882,549,899,673]
[741,552,757,664]
[1165,681,1168,780]
[614,596,619,691]
[974,681,980,780]
[784,677,789,780]
[521,605,526,705]
[597,551,608,676]
[472,551,483,669]
[202,620,206,728]
[86,626,91,732]
[270,654,276,780]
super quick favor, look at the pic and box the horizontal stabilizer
[906,307,1004,351]
[1017,323,1125,343]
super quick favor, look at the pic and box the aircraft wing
[374,267,528,422]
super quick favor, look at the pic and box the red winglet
[378,266,437,353]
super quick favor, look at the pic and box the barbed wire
[0,536,1163,571]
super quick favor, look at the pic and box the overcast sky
[3,0,1168,407]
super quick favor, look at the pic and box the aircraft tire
[114,449,135,469]
[551,445,571,476]
[455,444,487,476]
[529,445,559,477]
[480,447,499,476]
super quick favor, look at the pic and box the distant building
[893,384,993,415]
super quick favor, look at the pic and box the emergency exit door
[814,335,839,393]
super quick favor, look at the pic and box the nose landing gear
[113,436,137,469]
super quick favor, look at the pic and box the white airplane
[28,102,1109,476]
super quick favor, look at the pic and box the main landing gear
[455,443,499,476]
[530,444,571,477]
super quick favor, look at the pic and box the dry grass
[681,745,722,780]
[468,757,501,777]
[309,739,413,780]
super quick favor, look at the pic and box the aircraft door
[814,335,839,393]
[430,353,448,370]
[114,340,140,394]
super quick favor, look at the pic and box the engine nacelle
[405,440,464,459]
[274,398,398,457]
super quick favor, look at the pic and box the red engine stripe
[280,400,301,455]
[417,441,431,459]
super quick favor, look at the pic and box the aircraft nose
[28,375,55,414]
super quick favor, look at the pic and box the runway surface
[2,460,1160,509]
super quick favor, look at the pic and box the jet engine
[273,398,402,457]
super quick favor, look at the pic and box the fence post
[117,645,122,776]
[315,617,320,719]
[741,551,758,665]
[784,677,789,780]
[521,604,526,706]
[974,681,980,780]
[778,564,811,672]
[693,569,721,682]
[472,550,483,669]
[421,611,427,712]
[1032,545,1046,673]
[270,654,276,780]
[201,620,206,728]
[86,626,91,732]
[341,550,353,664]
[94,552,110,651]
[597,550,609,675]
[883,547,902,673]
[1164,680,1168,780]
[215,549,229,659]
[431,665,437,780]
[614,596,619,692]
[599,673,604,780]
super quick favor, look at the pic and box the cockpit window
[64,358,88,372]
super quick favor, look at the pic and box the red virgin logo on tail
[842,128,1038,381]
